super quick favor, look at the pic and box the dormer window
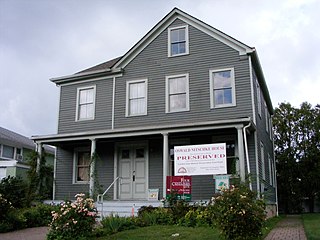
[168,25,189,57]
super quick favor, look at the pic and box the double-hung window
[126,79,147,116]
[168,25,189,57]
[76,86,96,121]
[74,150,90,183]
[166,74,189,113]
[210,68,236,108]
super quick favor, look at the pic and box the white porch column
[36,142,42,174]
[162,133,169,198]
[89,139,96,198]
[237,126,246,182]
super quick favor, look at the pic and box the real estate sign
[166,176,192,201]
[215,174,230,192]
[174,143,227,176]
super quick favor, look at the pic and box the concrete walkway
[0,226,49,240]
[264,215,307,240]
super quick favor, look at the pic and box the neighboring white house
[0,126,55,180]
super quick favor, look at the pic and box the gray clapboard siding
[55,147,89,200]
[58,78,113,134]
[114,19,253,129]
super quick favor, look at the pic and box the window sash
[168,26,188,56]
[76,151,90,182]
[77,86,95,121]
[210,68,235,107]
[127,80,147,116]
[167,75,189,112]
[2,145,14,159]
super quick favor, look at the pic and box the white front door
[118,143,148,200]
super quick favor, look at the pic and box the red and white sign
[174,143,227,176]
[166,176,192,195]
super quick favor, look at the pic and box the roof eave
[50,68,123,85]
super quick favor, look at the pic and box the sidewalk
[0,226,48,240]
[264,215,307,240]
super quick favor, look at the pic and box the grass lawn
[95,225,221,240]
[94,215,283,240]
[302,213,320,240]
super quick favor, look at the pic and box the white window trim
[209,67,236,108]
[165,73,190,113]
[260,142,266,181]
[257,81,262,117]
[268,153,273,186]
[73,148,90,184]
[125,79,148,117]
[168,25,189,57]
[265,101,269,133]
[75,85,96,122]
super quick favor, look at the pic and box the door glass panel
[135,148,144,158]
[121,149,130,159]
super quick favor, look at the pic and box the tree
[273,102,320,213]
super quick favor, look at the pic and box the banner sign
[166,176,192,201]
[215,175,230,192]
[174,143,227,176]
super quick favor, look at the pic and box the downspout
[243,120,252,190]
[111,76,116,130]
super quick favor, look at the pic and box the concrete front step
[96,200,162,218]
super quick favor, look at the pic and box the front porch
[32,118,255,202]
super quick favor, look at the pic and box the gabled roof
[0,127,55,154]
[50,7,273,112]
[113,7,254,69]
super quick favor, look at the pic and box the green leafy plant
[101,215,137,234]
[0,176,28,208]
[211,184,266,240]
[47,193,98,240]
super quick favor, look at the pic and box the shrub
[101,215,137,234]
[138,205,174,226]
[211,184,266,240]
[47,193,98,240]
[179,206,213,227]
[0,176,29,208]
[22,204,59,228]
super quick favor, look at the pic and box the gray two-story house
[32,8,277,216]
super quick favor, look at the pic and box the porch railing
[97,176,121,218]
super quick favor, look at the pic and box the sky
[0,0,319,138]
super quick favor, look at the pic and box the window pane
[224,88,232,104]
[178,29,186,41]
[130,82,145,99]
[214,90,224,105]
[171,28,185,43]
[213,71,231,89]
[77,151,90,182]
[170,94,186,111]
[130,98,145,115]
[78,167,89,181]
[169,77,186,94]
[3,145,14,158]
[121,150,130,159]
[86,89,94,103]
[136,148,144,158]
[79,90,87,104]
[171,29,180,42]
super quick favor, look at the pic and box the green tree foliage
[273,102,320,213]
[26,150,53,201]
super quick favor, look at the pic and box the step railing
[97,176,121,218]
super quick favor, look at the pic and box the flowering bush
[211,184,266,240]
[47,193,98,240]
